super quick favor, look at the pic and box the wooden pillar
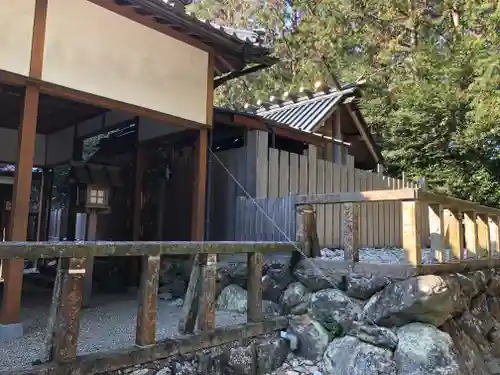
[402,201,422,265]
[448,210,464,261]
[477,213,491,258]
[136,255,160,346]
[191,128,208,240]
[429,204,445,262]
[37,168,53,241]
[464,211,478,259]
[0,85,40,324]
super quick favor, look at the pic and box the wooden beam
[136,255,161,346]
[402,201,422,265]
[0,242,298,260]
[247,252,264,323]
[178,256,202,334]
[191,129,208,240]
[296,189,417,205]
[6,318,288,375]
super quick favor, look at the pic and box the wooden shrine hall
[0,0,275,338]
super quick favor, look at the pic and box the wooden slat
[429,204,445,263]
[448,210,464,261]
[477,214,491,259]
[268,149,279,197]
[179,255,202,334]
[464,211,478,259]
[136,255,161,346]
[278,150,290,196]
[247,252,263,323]
[325,162,334,247]
[289,153,299,194]
[316,160,326,246]
[402,201,422,265]
[298,154,308,194]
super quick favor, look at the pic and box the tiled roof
[253,85,359,133]
[122,0,277,75]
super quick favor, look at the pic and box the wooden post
[247,252,263,323]
[52,258,85,361]
[37,168,53,241]
[429,204,445,263]
[333,111,343,164]
[343,202,360,263]
[448,210,464,261]
[0,85,40,324]
[297,205,320,259]
[180,129,209,334]
[477,214,491,259]
[464,211,479,259]
[492,216,500,257]
[402,201,422,265]
[82,210,98,308]
[197,253,217,332]
[44,260,62,362]
[136,255,161,346]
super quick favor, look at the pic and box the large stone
[322,335,397,375]
[470,293,496,334]
[394,323,463,375]
[487,270,500,296]
[288,314,330,360]
[262,263,294,303]
[293,259,344,292]
[441,319,491,375]
[347,322,398,351]
[281,282,312,315]
[345,274,391,300]
[256,337,289,374]
[456,310,490,349]
[310,289,361,336]
[216,284,280,315]
[363,275,461,327]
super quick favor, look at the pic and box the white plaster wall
[45,127,74,166]
[0,1,36,76]
[0,128,46,165]
[43,0,209,125]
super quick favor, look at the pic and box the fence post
[296,205,320,260]
[197,254,217,331]
[247,251,264,323]
[477,214,491,259]
[402,201,422,265]
[136,255,161,346]
[464,211,479,259]
[448,210,464,261]
[51,258,85,361]
[343,202,360,263]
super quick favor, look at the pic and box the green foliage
[191,0,500,205]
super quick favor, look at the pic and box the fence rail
[296,188,500,266]
[1,241,296,375]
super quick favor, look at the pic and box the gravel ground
[0,289,246,371]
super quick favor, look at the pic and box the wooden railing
[0,241,297,375]
[295,188,500,270]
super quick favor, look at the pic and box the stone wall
[153,251,500,375]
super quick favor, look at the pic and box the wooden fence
[229,145,427,248]
[0,241,294,375]
[296,188,500,266]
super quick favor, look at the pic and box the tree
[191,0,500,205]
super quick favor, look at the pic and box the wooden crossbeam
[0,241,298,260]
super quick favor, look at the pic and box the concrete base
[0,323,23,343]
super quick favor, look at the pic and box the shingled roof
[116,0,277,77]
[252,83,362,133]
